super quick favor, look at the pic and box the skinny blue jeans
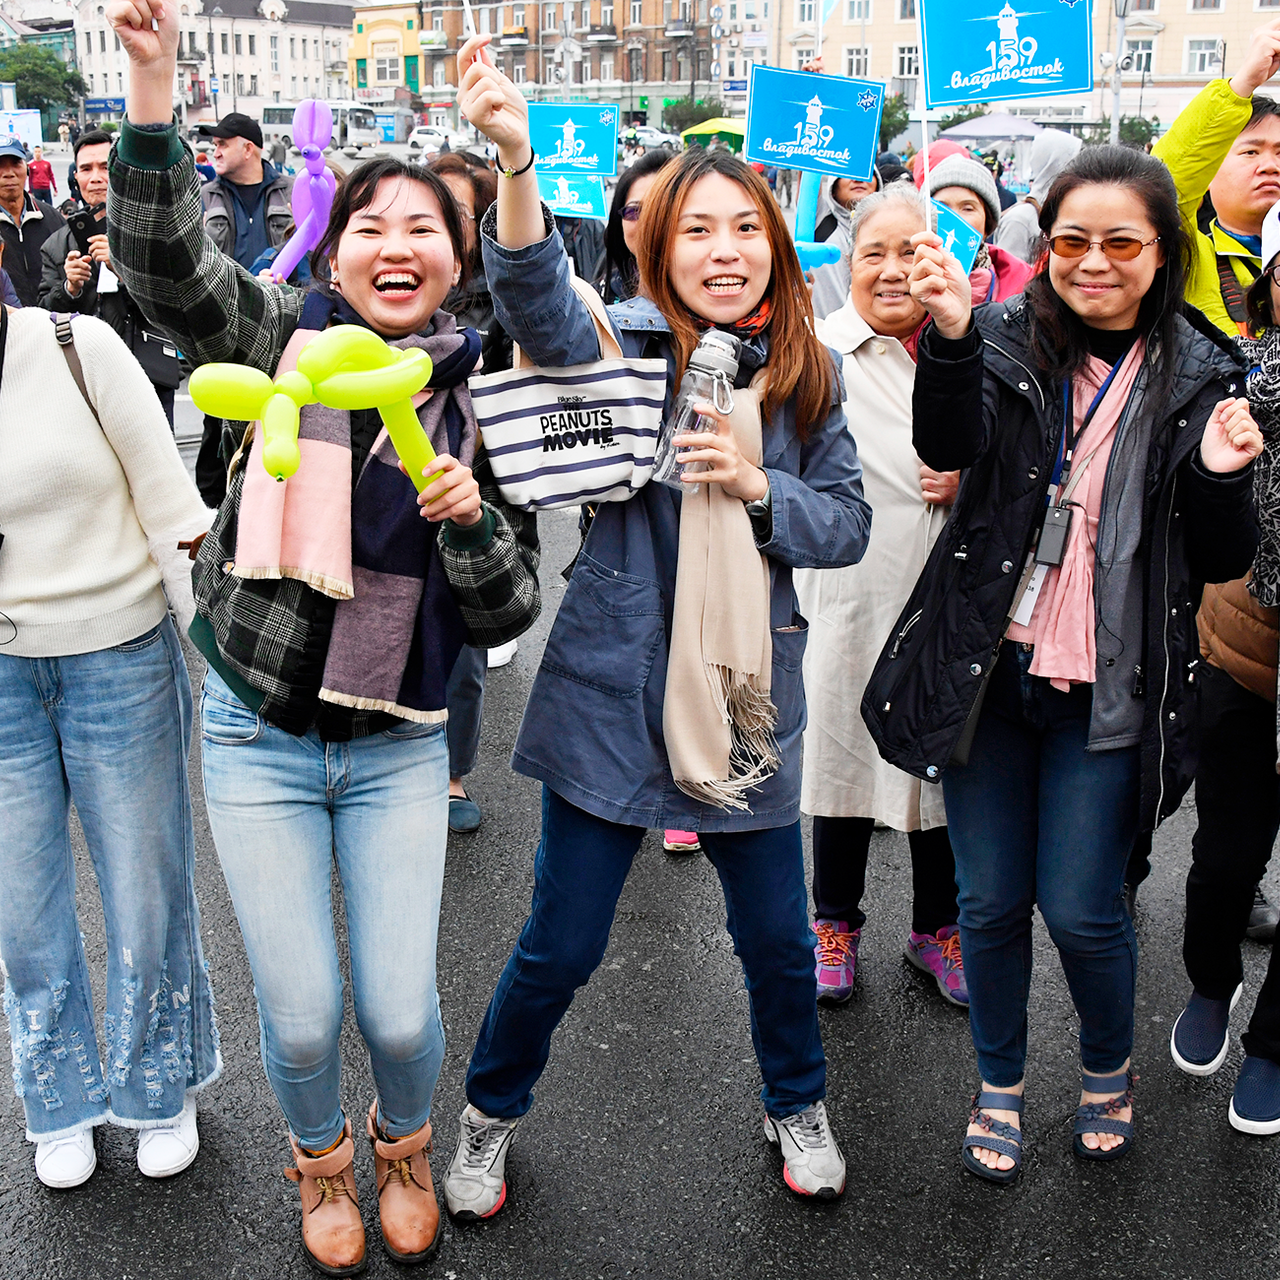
[942,646,1140,1088]
[199,667,449,1151]
[466,787,827,1119]
[0,618,220,1141]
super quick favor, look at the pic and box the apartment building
[350,0,777,131]
[75,0,353,127]
[779,0,1280,134]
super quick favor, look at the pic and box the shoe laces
[938,931,964,970]
[459,1115,511,1173]
[781,1105,828,1151]
[314,1172,355,1205]
[814,923,856,966]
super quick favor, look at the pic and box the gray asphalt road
[2,505,1279,1280]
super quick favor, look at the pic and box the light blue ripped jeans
[199,666,449,1153]
[0,618,221,1142]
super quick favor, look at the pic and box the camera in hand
[67,203,105,257]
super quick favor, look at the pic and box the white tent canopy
[938,112,1044,142]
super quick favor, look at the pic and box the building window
[1125,39,1153,73]
[356,58,367,86]
[630,0,642,22]
[315,40,320,59]
[118,71,124,91]
[797,0,814,22]
[248,34,255,55]
[895,43,919,77]
[1191,0,1221,10]
[85,31,92,54]
[845,45,868,76]
[88,72,94,91]
[221,32,228,54]
[1186,38,1221,74]
[514,60,527,82]
[897,0,914,17]
[290,36,296,57]
[794,46,813,68]
[406,17,414,28]
[601,54,614,78]
[1131,0,1155,8]
[434,58,447,87]
[433,12,444,30]
[847,0,870,17]
[271,34,279,71]
[374,41,400,82]
[236,73,245,94]
[99,30,106,52]
[661,49,672,79]
[234,33,241,54]
[545,4,556,25]
[250,73,258,94]
[629,46,642,79]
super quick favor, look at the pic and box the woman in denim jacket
[442,36,872,1216]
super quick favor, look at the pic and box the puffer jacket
[1198,576,1279,703]
[861,298,1258,830]
[1152,79,1259,336]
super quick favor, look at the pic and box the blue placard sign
[919,0,1095,109]
[931,199,984,277]
[528,102,620,177]
[537,173,608,221]
[743,65,883,181]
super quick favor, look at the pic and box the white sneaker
[444,1103,519,1220]
[137,1097,200,1178]
[35,1128,97,1189]
[764,1101,846,1199]
[486,640,518,669]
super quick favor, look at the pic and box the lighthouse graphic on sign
[553,117,585,161]
[802,95,825,146]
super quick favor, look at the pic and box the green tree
[0,43,86,113]
[1086,115,1161,148]
[937,103,990,133]
[879,93,911,152]
[661,97,726,135]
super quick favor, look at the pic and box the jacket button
[926,765,939,778]
[873,341,886,354]
[1018,382,1029,390]
[1001,560,1013,573]
[1171,606,1177,616]
[1028,467,1039,480]
[1178,419,1187,427]
[1168,711,1177,721]
[970,663,982,675]
[1106,658,1115,667]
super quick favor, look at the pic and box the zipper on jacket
[1154,472,1178,823]
[889,609,922,659]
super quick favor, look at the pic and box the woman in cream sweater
[0,303,219,1189]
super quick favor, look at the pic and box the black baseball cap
[196,113,263,148]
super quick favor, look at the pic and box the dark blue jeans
[942,646,1140,1088]
[466,787,827,1119]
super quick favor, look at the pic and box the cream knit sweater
[0,309,214,657]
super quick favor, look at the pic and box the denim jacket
[482,208,872,830]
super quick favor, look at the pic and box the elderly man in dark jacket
[0,134,65,306]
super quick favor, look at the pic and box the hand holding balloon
[268,100,337,284]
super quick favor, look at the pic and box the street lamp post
[208,5,221,118]
[1110,0,1132,148]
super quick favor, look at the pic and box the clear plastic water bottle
[651,330,741,492]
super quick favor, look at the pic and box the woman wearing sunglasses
[863,146,1263,1184]
[600,150,672,306]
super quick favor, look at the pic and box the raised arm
[104,0,300,371]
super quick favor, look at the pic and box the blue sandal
[1073,1068,1135,1162]
[961,1090,1024,1185]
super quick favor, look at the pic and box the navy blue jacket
[482,210,872,830]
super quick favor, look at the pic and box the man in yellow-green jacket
[1152,19,1280,336]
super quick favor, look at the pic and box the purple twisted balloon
[269,100,337,283]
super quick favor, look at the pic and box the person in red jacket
[26,146,56,203]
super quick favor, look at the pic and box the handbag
[468,275,668,511]
[125,310,182,390]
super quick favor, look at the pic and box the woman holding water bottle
[443,33,871,1216]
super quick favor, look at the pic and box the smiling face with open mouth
[331,176,461,338]
[667,173,773,327]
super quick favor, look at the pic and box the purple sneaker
[813,919,860,1005]
[905,925,969,1007]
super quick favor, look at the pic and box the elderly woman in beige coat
[796,185,967,1009]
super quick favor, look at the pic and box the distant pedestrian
[57,121,70,148]
[26,145,56,202]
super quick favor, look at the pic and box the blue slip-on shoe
[448,795,482,834]
[1170,984,1243,1076]
[1229,1055,1280,1136]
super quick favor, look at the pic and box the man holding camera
[38,130,181,425]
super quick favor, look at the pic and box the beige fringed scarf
[662,373,780,809]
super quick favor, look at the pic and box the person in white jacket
[795,185,967,1008]
[992,128,1082,264]
[0,305,219,1190]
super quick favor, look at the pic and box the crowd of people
[3,0,1280,1271]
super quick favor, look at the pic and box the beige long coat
[795,301,949,829]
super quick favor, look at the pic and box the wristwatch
[743,484,773,543]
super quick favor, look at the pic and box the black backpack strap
[50,311,100,425]
[1215,250,1260,335]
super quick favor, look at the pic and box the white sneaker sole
[1170,984,1243,1077]
[1228,1097,1280,1136]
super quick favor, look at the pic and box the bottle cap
[688,329,741,380]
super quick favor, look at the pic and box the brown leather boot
[284,1120,366,1276]
[366,1100,442,1263]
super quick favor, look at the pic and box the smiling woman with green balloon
[104,3,540,1272]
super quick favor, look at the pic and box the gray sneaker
[1247,886,1279,942]
[444,1104,519,1221]
[764,1101,846,1199]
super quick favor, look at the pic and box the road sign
[722,79,748,93]
[711,61,722,79]
[744,64,883,181]
[210,76,221,93]
[918,0,1094,109]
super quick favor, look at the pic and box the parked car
[407,125,471,153]
[621,125,681,151]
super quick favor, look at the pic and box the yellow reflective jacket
[1152,78,1260,336]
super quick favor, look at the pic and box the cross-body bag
[468,275,668,510]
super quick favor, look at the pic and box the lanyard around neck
[1054,356,1125,488]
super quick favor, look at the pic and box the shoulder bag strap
[511,272,626,370]
[50,311,100,425]
[1216,251,1259,336]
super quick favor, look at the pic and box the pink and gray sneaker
[663,830,701,854]
[905,924,969,1007]
[813,919,860,1005]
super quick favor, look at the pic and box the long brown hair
[634,148,832,437]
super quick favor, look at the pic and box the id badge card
[1012,562,1049,628]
